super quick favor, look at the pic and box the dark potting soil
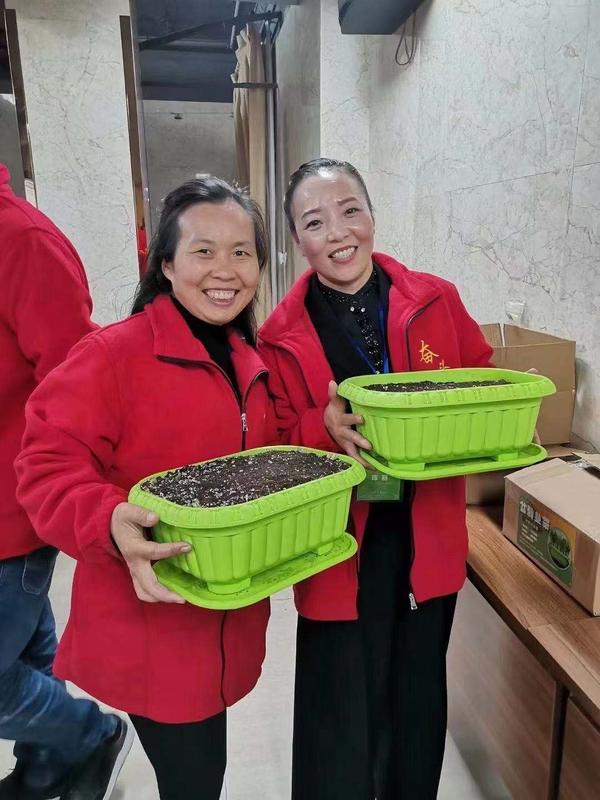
[364,379,511,393]
[141,451,348,508]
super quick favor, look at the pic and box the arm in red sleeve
[258,341,340,452]
[15,334,127,562]
[6,227,96,383]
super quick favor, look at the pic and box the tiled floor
[1,556,512,799]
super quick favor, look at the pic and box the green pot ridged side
[128,446,365,590]
[338,368,555,467]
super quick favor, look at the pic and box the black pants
[292,503,457,800]
[130,710,226,800]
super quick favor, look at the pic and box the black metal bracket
[139,11,283,52]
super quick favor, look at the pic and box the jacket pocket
[21,546,58,595]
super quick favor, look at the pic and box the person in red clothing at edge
[258,158,494,800]
[16,176,276,800]
[0,163,133,800]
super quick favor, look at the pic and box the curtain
[233,24,271,324]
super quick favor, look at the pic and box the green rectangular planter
[128,446,365,599]
[338,368,555,476]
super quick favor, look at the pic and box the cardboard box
[481,324,576,445]
[466,445,580,506]
[503,454,600,615]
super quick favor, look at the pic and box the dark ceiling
[0,2,289,102]
[136,0,283,103]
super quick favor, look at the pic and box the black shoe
[60,716,133,800]
[0,765,63,800]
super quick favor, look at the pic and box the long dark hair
[283,158,374,235]
[131,175,268,344]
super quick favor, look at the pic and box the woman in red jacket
[16,176,276,800]
[258,158,493,800]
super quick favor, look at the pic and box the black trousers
[130,710,226,800]
[292,503,457,800]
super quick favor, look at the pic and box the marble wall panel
[320,0,370,168]
[559,162,600,444]
[417,0,589,195]
[276,0,600,446]
[369,0,599,446]
[8,0,138,323]
[413,170,571,328]
[8,0,127,23]
[575,2,600,166]
[276,0,322,281]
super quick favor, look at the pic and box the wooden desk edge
[466,508,600,726]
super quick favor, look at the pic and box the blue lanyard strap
[348,303,390,375]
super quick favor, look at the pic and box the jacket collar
[259,252,440,347]
[146,293,267,391]
[258,253,441,404]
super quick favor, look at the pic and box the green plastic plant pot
[128,446,365,597]
[337,368,555,476]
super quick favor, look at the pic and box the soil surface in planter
[141,451,348,508]
[364,379,511,393]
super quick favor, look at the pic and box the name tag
[357,470,404,502]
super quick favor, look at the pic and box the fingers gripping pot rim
[128,446,366,607]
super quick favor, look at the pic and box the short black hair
[283,158,374,235]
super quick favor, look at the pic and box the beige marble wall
[7,0,138,324]
[304,0,600,447]
[276,0,322,281]
[143,101,237,232]
[320,0,370,171]
[319,2,419,265]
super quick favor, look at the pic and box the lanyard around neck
[342,302,390,375]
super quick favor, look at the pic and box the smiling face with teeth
[290,168,375,294]
[162,200,260,326]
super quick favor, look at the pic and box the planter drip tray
[359,444,547,481]
[153,533,357,610]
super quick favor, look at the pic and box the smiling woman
[15,174,277,800]
[132,175,268,342]
[284,159,375,294]
[161,200,260,325]
[258,157,494,800]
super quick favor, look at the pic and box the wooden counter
[448,508,600,799]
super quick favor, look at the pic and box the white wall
[142,100,237,232]
[285,0,600,449]
[276,0,322,280]
[7,0,139,324]
[409,0,599,449]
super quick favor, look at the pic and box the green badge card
[357,470,404,502]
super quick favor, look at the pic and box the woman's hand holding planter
[324,380,372,468]
[111,502,192,604]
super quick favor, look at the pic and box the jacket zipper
[404,296,440,611]
[157,355,264,451]
[218,368,265,702]
[240,370,266,451]
[158,355,267,700]
[198,363,265,451]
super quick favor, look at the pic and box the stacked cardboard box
[503,454,600,615]
[467,324,577,506]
